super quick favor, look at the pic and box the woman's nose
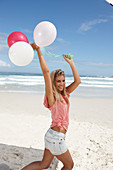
[60,81,64,85]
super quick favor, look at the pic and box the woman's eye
[57,80,65,83]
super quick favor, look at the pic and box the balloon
[7,31,29,47]
[33,21,57,47]
[105,0,113,6]
[9,41,34,66]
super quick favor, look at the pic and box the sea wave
[0,74,113,89]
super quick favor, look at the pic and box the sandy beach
[0,92,113,170]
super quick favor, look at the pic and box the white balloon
[9,41,34,66]
[105,0,113,6]
[33,21,57,47]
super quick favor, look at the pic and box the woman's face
[55,75,65,93]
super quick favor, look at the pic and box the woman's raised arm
[63,54,81,93]
[31,43,55,107]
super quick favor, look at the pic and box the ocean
[0,73,113,98]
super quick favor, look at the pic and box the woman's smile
[55,75,65,92]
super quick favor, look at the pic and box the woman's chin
[57,89,63,93]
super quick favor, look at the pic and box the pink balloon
[7,31,29,47]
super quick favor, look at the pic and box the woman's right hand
[30,43,40,51]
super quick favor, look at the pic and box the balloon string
[34,48,74,67]
[44,48,67,66]
[33,48,62,60]
[44,48,62,58]
[44,48,74,60]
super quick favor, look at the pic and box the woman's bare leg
[56,149,74,170]
[21,148,54,170]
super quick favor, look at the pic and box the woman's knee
[65,160,74,169]
[71,160,74,169]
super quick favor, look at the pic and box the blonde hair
[50,69,69,104]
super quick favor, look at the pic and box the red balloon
[7,31,29,47]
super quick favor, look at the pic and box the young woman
[22,43,81,170]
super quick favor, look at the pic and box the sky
[0,0,113,77]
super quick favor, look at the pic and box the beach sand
[0,92,113,169]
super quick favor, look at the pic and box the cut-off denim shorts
[44,128,68,155]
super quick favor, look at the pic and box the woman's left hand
[62,54,73,64]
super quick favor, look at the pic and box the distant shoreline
[0,71,113,78]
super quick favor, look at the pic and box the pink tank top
[43,91,70,131]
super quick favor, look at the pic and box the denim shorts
[44,128,68,155]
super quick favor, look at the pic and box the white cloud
[0,44,8,52]
[21,29,32,34]
[0,37,6,44]
[0,32,8,36]
[46,37,69,51]
[57,38,66,43]
[0,32,8,52]
[77,61,113,67]
[48,59,65,63]
[46,45,60,51]
[78,18,108,32]
[109,15,113,19]
[0,60,10,67]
